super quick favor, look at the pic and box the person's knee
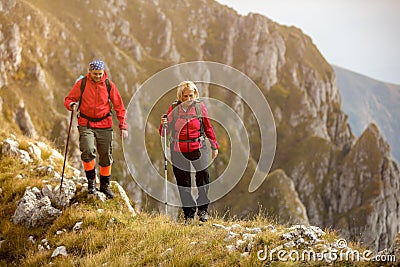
[81,148,96,161]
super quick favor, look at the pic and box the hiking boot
[85,169,96,194]
[87,178,96,194]
[198,210,209,222]
[100,175,114,199]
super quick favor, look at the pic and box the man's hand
[69,102,78,111]
[120,129,128,139]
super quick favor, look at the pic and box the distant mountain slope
[333,65,400,163]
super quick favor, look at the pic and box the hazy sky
[216,0,400,84]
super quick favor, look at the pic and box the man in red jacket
[64,60,128,198]
[160,81,218,222]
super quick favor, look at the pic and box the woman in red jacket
[160,81,218,222]
[64,60,128,198]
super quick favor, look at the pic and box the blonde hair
[176,81,199,102]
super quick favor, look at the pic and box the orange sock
[100,165,112,176]
[83,160,95,171]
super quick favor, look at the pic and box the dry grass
[0,131,385,267]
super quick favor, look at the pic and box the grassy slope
[0,126,380,266]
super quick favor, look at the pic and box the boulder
[1,138,32,164]
[53,179,76,208]
[12,187,62,228]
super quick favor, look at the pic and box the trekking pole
[60,104,76,193]
[163,114,168,215]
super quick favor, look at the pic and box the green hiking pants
[78,126,113,167]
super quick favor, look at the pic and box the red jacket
[159,101,218,153]
[64,72,128,130]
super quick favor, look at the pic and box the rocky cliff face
[0,0,398,251]
[332,124,400,249]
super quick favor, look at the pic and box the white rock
[230,224,243,230]
[2,138,20,157]
[243,233,256,241]
[51,246,68,257]
[52,179,76,208]
[263,225,277,232]
[12,188,62,227]
[27,142,42,162]
[161,248,173,256]
[56,230,66,235]
[224,231,239,241]
[245,227,262,234]
[41,239,50,250]
[236,239,246,248]
[42,184,53,199]
[67,166,81,178]
[28,236,35,244]
[284,241,296,248]
[226,245,235,252]
[18,149,32,165]
[73,221,83,232]
[112,181,137,216]
[212,223,228,230]
[282,232,294,240]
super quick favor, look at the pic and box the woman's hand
[212,149,218,159]
[161,114,168,125]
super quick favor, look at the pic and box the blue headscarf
[89,60,105,70]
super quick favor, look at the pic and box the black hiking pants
[171,143,210,219]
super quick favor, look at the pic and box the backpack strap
[77,76,87,111]
[105,79,112,97]
[194,100,204,137]
[105,78,113,111]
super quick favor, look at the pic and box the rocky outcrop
[12,187,63,228]
[14,101,38,139]
[0,22,22,88]
[1,134,137,228]
[2,137,33,164]
[332,123,400,250]
[246,169,309,225]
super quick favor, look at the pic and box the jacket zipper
[186,107,190,152]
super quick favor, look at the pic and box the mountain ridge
[333,64,400,163]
